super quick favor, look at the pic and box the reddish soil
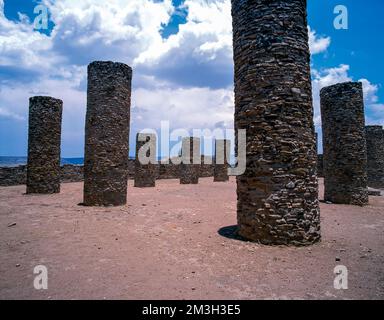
[0,178,383,300]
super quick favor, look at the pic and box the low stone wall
[0,166,28,186]
[0,165,84,186]
[61,165,84,183]
[0,161,215,187]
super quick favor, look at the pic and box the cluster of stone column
[180,137,201,184]
[26,96,63,194]
[320,82,368,206]
[134,133,157,188]
[231,0,321,245]
[365,126,384,189]
[214,139,230,182]
[83,61,132,206]
[23,1,383,252]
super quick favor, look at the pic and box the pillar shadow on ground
[217,225,249,242]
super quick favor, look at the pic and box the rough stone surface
[320,82,368,206]
[368,188,382,197]
[0,166,28,186]
[26,96,63,194]
[214,139,230,182]
[61,165,84,183]
[365,126,384,189]
[231,0,320,245]
[180,137,201,185]
[83,61,132,206]
[134,133,156,188]
[317,154,324,178]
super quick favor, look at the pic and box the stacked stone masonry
[26,96,63,194]
[232,0,321,245]
[320,82,368,206]
[315,133,324,177]
[317,155,324,178]
[134,133,157,188]
[365,126,384,189]
[214,139,230,182]
[0,166,28,186]
[83,61,132,206]
[180,137,201,185]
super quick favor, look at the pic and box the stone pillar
[315,133,324,177]
[365,125,384,189]
[317,154,324,178]
[214,139,230,182]
[180,137,200,184]
[320,82,368,205]
[134,133,157,188]
[26,96,63,194]
[83,61,132,206]
[232,0,320,245]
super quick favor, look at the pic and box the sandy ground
[0,177,383,300]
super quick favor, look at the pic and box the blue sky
[0,0,383,157]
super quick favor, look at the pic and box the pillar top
[183,136,200,141]
[29,96,63,104]
[88,60,132,74]
[365,125,383,130]
[215,139,230,142]
[320,81,362,96]
[136,132,157,139]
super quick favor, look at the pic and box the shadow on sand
[217,225,250,242]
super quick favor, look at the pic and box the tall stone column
[83,61,132,206]
[214,139,230,182]
[315,133,324,177]
[365,125,384,189]
[134,133,157,188]
[317,155,324,178]
[320,82,368,205]
[180,137,200,184]
[232,0,320,245]
[26,96,63,194]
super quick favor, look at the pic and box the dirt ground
[0,177,383,300]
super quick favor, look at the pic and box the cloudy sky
[0,0,383,157]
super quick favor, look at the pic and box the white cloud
[132,86,234,131]
[0,107,25,121]
[360,81,384,126]
[0,0,382,157]
[135,0,232,65]
[366,104,384,125]
[311,64,352,129]
[308,27,331,55]
[0,3,54,72]
[43,0,174,66]
[359,78,379,105]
